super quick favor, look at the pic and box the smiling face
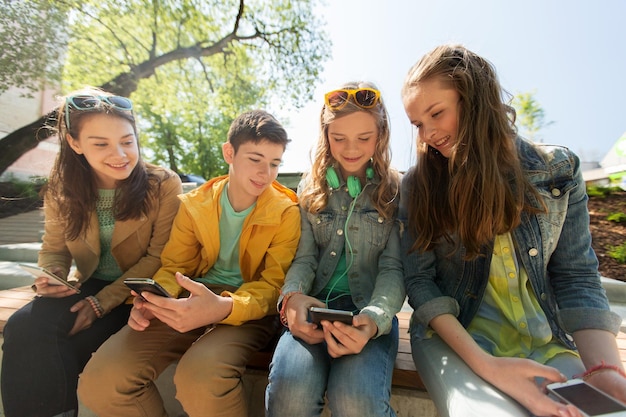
[66,113,139,189]
[222,139,285,212]
[403,77,461,158]
[327,111,378,179]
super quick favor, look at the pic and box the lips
[107,162,129,169]
[434,135,450,147]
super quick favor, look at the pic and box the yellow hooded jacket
[153,175,300,326]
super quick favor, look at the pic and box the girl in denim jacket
[266,81,405,417]
[400,44,626,417]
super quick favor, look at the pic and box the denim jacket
[400,138,622,349]
[281,176,406,337]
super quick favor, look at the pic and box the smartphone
[547,378,626,416]
[123,278,171,298]
[308,307,354,325]
[19,264,81,293]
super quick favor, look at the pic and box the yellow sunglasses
[324,88,381,111]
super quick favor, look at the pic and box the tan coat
[39,166,182,314]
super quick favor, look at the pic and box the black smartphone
[19,264,81,293]
[123,278,171,298]
[547,378,626,416]
[308,307,354,325]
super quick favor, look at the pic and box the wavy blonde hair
[402,44,542,259]
[299,81,399,219]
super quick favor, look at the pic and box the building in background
[583,131,626,189]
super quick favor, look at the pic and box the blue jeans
[266,316,398,417]
[1,279,132,417]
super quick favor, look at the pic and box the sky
[278,0,626,173]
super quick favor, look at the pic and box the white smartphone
[547,378,626,416]
[18,264,81,293]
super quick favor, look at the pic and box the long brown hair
[45,86,166,240]
[299,81,399,219]
[402,44,540,259]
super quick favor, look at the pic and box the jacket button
[316,218,321,224]
[551,188,561,197]
[378,216,383,223]
[330,251,336,257]
[337,229,343,236]
[528,248,539,256]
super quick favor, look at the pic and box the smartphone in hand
[19,264,81,293]
[547,378,626,416]
[308,307,354,325]
[123,278,171,298]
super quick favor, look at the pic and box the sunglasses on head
[324,88,381,111]
[65,95,133,132]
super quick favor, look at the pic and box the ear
[66,133,83,155]
[222,142,234,164]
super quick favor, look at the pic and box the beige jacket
[38,165,182,314]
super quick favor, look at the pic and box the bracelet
[279,292,301,327]
[85,295,104,319]
[577,361,626,381]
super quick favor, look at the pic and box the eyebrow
[86,133,135,140]
[329,130,376,136]
[246,150,282,163]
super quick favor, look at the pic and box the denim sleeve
[399,174,460,335]
[547,150,622,334]
[361,218,406,338]
[279,205,318,304]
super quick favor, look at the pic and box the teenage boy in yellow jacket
[78,110,301,417]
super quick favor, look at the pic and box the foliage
[512,91,554,143]
[0,0,330,177]
[608,243,626,264]
[587,185,623,198]
[607,212,626,223]
[0,1,68,95]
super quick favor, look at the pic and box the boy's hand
[284,293,325,344]
[139,272,233,332]
[321,313,377,358]
[128,293,156,331]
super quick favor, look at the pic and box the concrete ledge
[0,243,41,263]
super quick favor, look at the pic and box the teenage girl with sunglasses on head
[400,44,626,417]
[265,82,405,417]
[0,86,182,417]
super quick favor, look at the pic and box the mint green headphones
[326,166,374,198]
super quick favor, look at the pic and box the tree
[513,91,554,143]
[0,1,67,95]
[0,0,330,176]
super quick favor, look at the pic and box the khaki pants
[77,314,278,417]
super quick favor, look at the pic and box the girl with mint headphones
[266,81,405,417]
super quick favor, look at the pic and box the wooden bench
[0,286,424,389]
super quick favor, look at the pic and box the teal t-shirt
[199,184,254,287]
[91,189,123,281]
[317,249,351,304]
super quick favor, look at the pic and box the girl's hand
[284,293,326,345]
[585,369,626,405]
[321,313,377,358]
[479,356,581,417]
[68,298,97,336]
[33,267,81,298]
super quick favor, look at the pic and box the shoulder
[517,137,579,173]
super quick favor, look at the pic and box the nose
[258,162,271,177]
[419,123,436,144]
[113,144,127,157]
